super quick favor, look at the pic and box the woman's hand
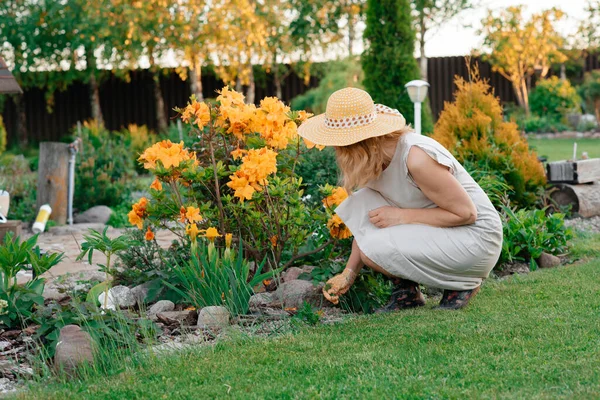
[368,206,406,228]
[323,268,358,305]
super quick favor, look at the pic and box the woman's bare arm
[368,146,477,228]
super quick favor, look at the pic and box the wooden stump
[550,182,600,218]
[0,220,21,242]
[36,142,69,224]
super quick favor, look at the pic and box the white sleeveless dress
[335,132,503,291]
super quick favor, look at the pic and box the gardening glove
[323,269,358,305]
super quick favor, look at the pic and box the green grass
[23,256,600,399]
[528,137,600,161]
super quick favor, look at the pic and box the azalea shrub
[431,67,546,208]
[128,87,354,277]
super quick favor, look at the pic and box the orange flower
[138,140,195,171]
[270,235,278,248]
[181,99,211,129]
[179,206,202,224]
[128,197,148,229]
[225,233,233,249]
[227,148,278,202]
[327,214,353,239]
[230,148,247,160]
[297,110,313,122]
[144,227,155,241]
[150,177,162,191]
[303,137,325,151]
[322,187,349,208]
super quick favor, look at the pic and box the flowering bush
[128,87,351,273]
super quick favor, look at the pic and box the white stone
[197,306,231,329]
[98,285,136,309]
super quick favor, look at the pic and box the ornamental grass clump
[432,67,546,207]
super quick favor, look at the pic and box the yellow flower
[327,214,353,239]
[225,233,233,249]
[322,187,348,208]
[144,227,155,241]
[150,177,162,191]
[179,206,202,224]
[202,227,222,243]
[186,223,200,241]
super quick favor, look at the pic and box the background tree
[480,6,567,115]
[578,1,600,52]
[580,70,600,124]
[362,0,432,130]
[412,0,474,80]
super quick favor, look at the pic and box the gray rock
[74,206,113,224]
[272,280,324,309]
[49,223,106,236]
[0,342,11,351]
[130,282,152,306]
[197,306,231,329]
[54,325,94,375]
[281,267,303,282]
[44,270,108,301]
[248,292,275,312]
[0,377,16,394]
[537,252,561,269]
[148,300,175,317]
[156,310,197,325]
[98,285,136,309]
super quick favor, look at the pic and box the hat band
[323,104,402,130]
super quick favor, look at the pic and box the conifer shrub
[431,68,546,207]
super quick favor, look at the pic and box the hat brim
[297,112,407,147]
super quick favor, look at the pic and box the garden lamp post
[405,80,430,135]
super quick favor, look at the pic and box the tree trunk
[348,13,355,56]
[594,98,600,125]
[235,76,242,93]
[514,78,530,115]
[13,94,28,147]
[86,49,104,126]
[37,142,69,224]
[418,12,427,81]
[189,55,204,101]
[551,182,600,218]
[272,50,283,99]
[148,50,168,132]
[153,75,168,132]
[89,74,104,126]
[246,65,255,105]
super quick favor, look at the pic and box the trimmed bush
[529,76,580,122]
[431,68,546,207]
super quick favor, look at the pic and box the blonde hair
[335,127,411,192]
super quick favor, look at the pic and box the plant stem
[282,239,335,270]
[208,127,226,234]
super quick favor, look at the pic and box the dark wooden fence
[3,53,599,146]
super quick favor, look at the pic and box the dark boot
[437,286,481,310]
[375,278,425,313]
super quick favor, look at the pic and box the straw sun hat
[297,87,407,147]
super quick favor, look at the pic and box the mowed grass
[23,257,600,399]
[528,137,600,161]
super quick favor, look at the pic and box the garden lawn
[23,257,600,399]
[528,137,600,161]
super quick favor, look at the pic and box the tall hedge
[361,0,433,133]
